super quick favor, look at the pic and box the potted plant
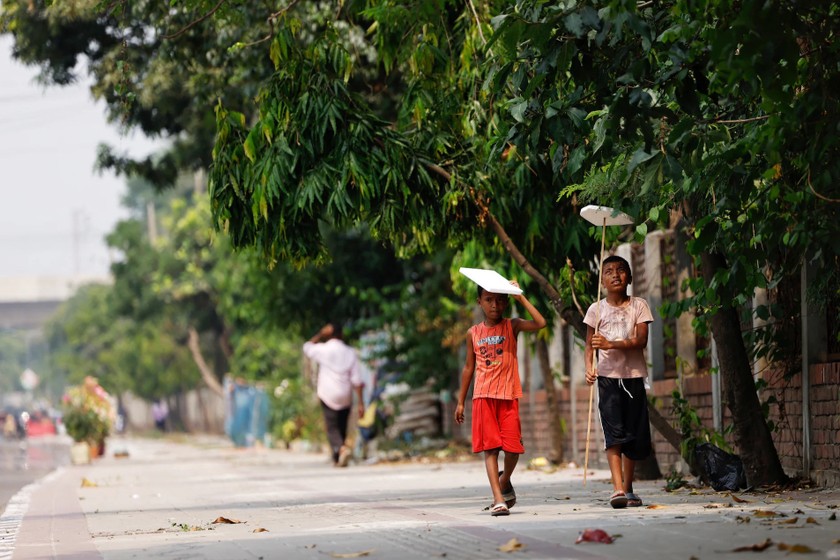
[62,376,114,462]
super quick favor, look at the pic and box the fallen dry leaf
[330,550,373,558]
[752,509,782,518]
[498,538,526,552]
[645,504,666,509]
[576,529,614,544]
[732,538,773,552]
[805,517,819,524]
[779,517,799,525]
[728,493,750,503]
[212,516,243,524]
[736,515,751,524]
[80,478,97,488]
[829,513,836,521]
[777,543,818,553]
[252,528,269,533]
[704,503,729,509]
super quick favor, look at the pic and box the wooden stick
[583,217,607,485]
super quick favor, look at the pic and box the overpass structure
[0,276,111,330]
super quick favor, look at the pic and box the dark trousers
[320,400,350,464]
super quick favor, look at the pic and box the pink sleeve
[350,353,364,387]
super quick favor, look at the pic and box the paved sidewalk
[7,436,840,560]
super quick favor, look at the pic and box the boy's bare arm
[585,325,597,384]
[591,322,649,351]
[455,335,476,424]
[510,283,547,334]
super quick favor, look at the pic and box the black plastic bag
[695,443,747,491]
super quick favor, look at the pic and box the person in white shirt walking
[303,323,365,467]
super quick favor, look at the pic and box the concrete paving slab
[9,436,840,560]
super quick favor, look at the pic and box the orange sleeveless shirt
[470,318,522,400]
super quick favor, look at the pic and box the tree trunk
[187,327,225,398]
[700,250,787,487]
[535,338,564,464]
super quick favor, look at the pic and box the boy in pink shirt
[455,280,547,516]
[584,255,654,508]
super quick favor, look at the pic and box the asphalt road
[0,435,69,512]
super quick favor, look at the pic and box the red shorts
[471,398,525,454]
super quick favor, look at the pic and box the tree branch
[566,257,585,318]
[187,327,225,397]
[269,0,304,21]
[420,158,585,336]
[465,0,487,45]
[808,168,840,203]
[163,0,228,40]
[714,115,772,125]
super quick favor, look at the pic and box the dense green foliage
[489,0,840,332]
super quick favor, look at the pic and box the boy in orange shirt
[455,280,547,516]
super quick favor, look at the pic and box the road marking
[0,468,64,560]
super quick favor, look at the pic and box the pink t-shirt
[583,296,653,379]
[303,339,363,410]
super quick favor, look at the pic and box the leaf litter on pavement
[212,516,244,524]
[731,538,819,554]
[330,550,374,558]
[498,538,526,552]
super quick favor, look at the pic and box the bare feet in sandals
[497,471,516,509]
[490,503,510,516]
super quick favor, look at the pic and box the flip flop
[626,492,643,507]
[498,471,516,509]
[610,490,628,509]
[490,502,510,516]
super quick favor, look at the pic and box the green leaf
[510,99,529,123]
[627,148,658,173]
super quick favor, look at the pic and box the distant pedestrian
[3,413,17,439]
[584,255,654,508]
[455,280,547,516]
[303,323,364,467]
[151,399,169,432]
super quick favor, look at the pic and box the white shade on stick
[458,267,523,295]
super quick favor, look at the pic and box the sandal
[490,502,510,516]
[626,492,643,507]
[609,490,628,509]
[498,471,516,509]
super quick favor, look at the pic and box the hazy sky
[0,36,163,279]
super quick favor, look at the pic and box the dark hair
[602,255,632,284]
[330,323,344,339]
[476,285,510,300]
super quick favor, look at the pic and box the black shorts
[597,377,651,461]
